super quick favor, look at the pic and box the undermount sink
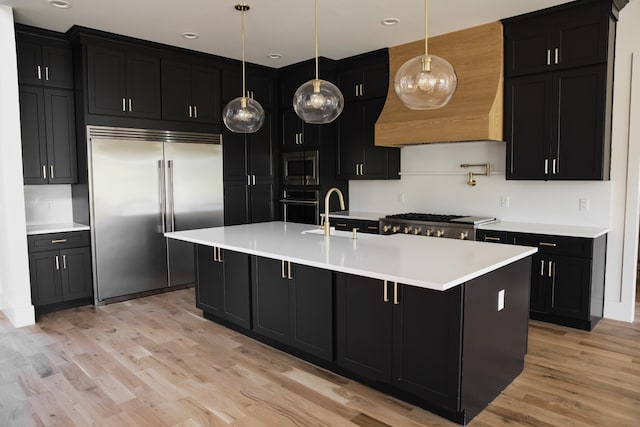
[301,227,376,238]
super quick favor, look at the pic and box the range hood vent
[375,22,504,147]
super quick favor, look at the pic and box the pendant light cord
[424,0,428,56]
[242,7,247,99]
[314,0,319,80]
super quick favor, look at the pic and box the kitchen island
[166,221,537,425]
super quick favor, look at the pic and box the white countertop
[26,223,90,235]
[166,221,537,292]
[478,221,608,239]
[324,211,388,221]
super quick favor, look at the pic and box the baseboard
[2,303,36,327]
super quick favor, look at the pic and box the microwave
[282,150,319,186]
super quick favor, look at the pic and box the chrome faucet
[323,187,345,236]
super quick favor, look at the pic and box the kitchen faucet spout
[323,187,345,236]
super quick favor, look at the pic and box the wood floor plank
[1,288,639,426]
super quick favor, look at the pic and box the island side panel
[461,257,531,423]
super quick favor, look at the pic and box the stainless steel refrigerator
[87,126,223,304]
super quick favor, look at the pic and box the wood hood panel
[375,21,504,147]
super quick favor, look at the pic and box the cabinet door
[504,27,551,77]
[41,43,74,89]
[196,245,224,315]
[221,249,251,329]
[362,63,389,99]
[16,38,43,86]
[553,65,606,180]
[548,255,591,319]
[44,88,77,184]
[223,181,249,226]
[247,110,274,179]
[361,99,390,178]
[246,68,275,108]
[505,74,553,180]
[222,131,248,181]
[338,102,364,179]
[555,7,609,70]
[339,69,363,102]
[249,182,275,224]
[290,264,333,361]
[161,60,191,122]
[29,250,63,306]
[60,247,92,301]
[252,257,290,343]
[126,52,161,119]
[191,65,221,124]
[282,109,303,148]
[19,86,48,184]
[87,45,127,116]
[393,284,463,411]
[336,273,393,383]
[530,254,548,313]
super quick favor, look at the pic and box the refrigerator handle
[168,160,175,232]
[159,160,167,234]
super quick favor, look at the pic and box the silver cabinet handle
[218,247,223,263]
[393,282,399,305]
[287,261,293,280]
[193,105,198,118]
[168,160,175,232]
[42,165,47,179]
[484,236,501,242]
[540,260,545,276]
[299,133,303,144]
[51,239,67,243]
[552,158,557,175]
[189,105,193,118]
[281,260,286,278]
[122,98,126,112]
[359,164,365,176]
[213,247,218,262]
[159,160,166,234]
[383,280,389,302]
[355,85,358,97]
[546,49,551,66]
[50,165,54,179]
[548,261,553,278]
[544,159,549,175]
[360,84,364,96]
[128,98,132,112]
[45,66,49,81]
[37,65,42,80]
[62,255,67,269]
[554,47,559,64]
[55,255,60,271]
[252,175,256,186]
[539,242,557,247]
[355,164,359,175]
[247,175,251,186]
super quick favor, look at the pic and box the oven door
[280,190,319,225]
[283,150,319,186]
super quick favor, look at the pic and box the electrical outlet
[579,198,590,212]
[498,289,505,311]
[398,192,406,203]
[500,195,510,208]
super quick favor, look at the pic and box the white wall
[24,185,74,225]
[351,2,640,322]
[0,6,35,326]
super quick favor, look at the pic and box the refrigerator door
[164,142,223,286]
[90,138,168,301]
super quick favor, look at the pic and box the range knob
[435,229,445,238]
[459,232,468,240]
[425,229,433,236]
[383,225,391,233]
[403,226,412,234]
[392,225,400,233]
[413,228,422,235]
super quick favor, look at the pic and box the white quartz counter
[166,221,537,292]
[324,211,388,221]
[27,223,90,235]
[478,221,608,239]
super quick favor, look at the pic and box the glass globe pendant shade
[394,54,458,110]
[293,79,344,124]
[223,96,265,133]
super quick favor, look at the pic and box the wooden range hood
[375,21,504,147]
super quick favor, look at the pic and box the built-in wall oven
[280,189,319,225]
[282,150,319,186]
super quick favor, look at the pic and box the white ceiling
[1,0,570,67]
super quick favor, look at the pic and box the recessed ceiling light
[267,53,282,60]
[381,18,400,26]
[48,0,71,9]
[181,32,200,40]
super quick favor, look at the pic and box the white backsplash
[349,141,611,227]
[23,185,74,225]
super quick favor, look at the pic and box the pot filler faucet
[323,187,345,236]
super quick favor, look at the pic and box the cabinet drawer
[28,231,90,253]
[511,233,592,258]
[332,218,362,232]
[476,230,510,244]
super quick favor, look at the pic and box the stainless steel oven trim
[282,150,319,186]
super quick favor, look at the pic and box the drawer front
[28,231,90,253]
[332,218,363,232]
[476,230,510,244]
[361,220,380,234]
[511,233,592,258]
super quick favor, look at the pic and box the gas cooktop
[379,213,496,239]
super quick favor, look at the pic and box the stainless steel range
[379,213,497,240]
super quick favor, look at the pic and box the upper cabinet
[222,64,276,109]
[86,42,161,119]
[161,58,221,124]
[503,0,625,181]
[16,32,73,89]
[337,49,400,180]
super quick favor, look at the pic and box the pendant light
[293,0,344,124]
[394,0,457,110]
[223,4,265,133]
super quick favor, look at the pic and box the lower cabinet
[28,231,92,312]
[252,257,333,361]
[331,217,380,234]
[336,273,463,410]
[196,245,251,329]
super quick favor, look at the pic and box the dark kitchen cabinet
[336,273,463,410]
[476,229,511,244]
[161,58,221,124]
[338,49,389,102]
[16,31,73,89]
[19,86,77,185]
[223,110,275,225]
[504,0,614,78]
[28,231,92,311]
[195,245,251,329]
[338,98,400,180]
[506,65,607,180]
[331,217,380,234]
[222,65,276,109]
[252,257,333,360]
[281,109,325,148]
[87,43,161,119]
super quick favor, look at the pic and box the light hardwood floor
[1,289,639,426]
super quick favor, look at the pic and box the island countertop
[166,221,537,291]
